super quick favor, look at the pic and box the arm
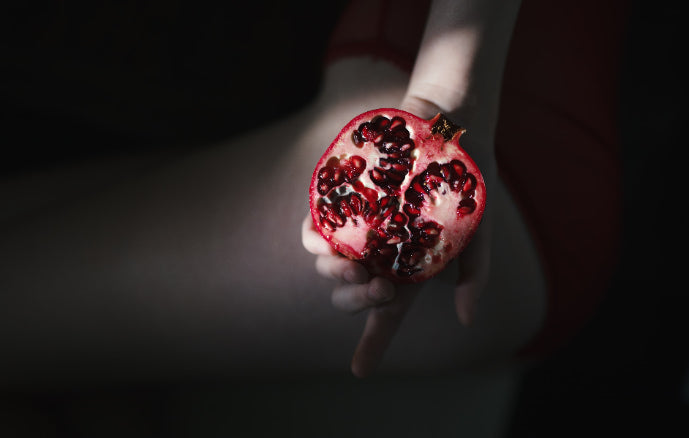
[303,0,522,377]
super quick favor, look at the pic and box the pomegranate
[309,108,486,283]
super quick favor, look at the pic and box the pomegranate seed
[389,117,405,130]
[391,161,409,172]
[359,123,376,141]
[385,169,405,186]
[452,160,466,177]
[440,163,454,182]
[378,196,398,217]
[404,188,424,209]
[328,210,345,227]
[321,217,336,232]
[339,198,352,217]
[332,168,344,185]
[391,212,407,225]
[318,167,331,180]
[352,130,364,147]
[343,158,364,182]
[326,156,339,168]
[423,225,439,235]
[423,173,443,192]
[462,173,477,193]
[370,168,386,185]
[458,198,477,215]
[350,155,366,171]
[403,203,421,216]
[349,193,363,215]
[371,115,391,131]
[412,180,426,195]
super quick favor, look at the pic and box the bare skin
[0,0,545,387]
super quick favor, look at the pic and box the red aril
[309,108,486,283]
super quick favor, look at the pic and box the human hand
[302,0,516,377]
[302,212,425,377]
[301,100,491,379]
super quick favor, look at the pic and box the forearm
[0,117,342,384]
[404,0,521,137]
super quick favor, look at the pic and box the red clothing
[496,0,626,355]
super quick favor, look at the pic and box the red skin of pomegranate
[309,108,486,283]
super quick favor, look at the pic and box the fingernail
[367,282,394,303]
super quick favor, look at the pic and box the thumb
[400,96,443,120]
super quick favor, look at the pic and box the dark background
[508,1,688,435]
[1,1,687,436]
[0,1,346,174]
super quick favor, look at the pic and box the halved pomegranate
[309,108,486,283]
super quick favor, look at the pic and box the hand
[303,0,516,377]
[302,90,489,378]
[301,213,424,378]
[301,182,489,378]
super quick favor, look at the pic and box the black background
[1,1,686,436]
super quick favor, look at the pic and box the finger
[454,223,490,326]
[400,0,483,118]
[301,213,337,256]
[400,95,443,119]
[331,276,395,313]
[315,255,369,284]
[350,283,421,378]
[455,274,483,327]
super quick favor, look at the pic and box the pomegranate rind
[309,108,486,283]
